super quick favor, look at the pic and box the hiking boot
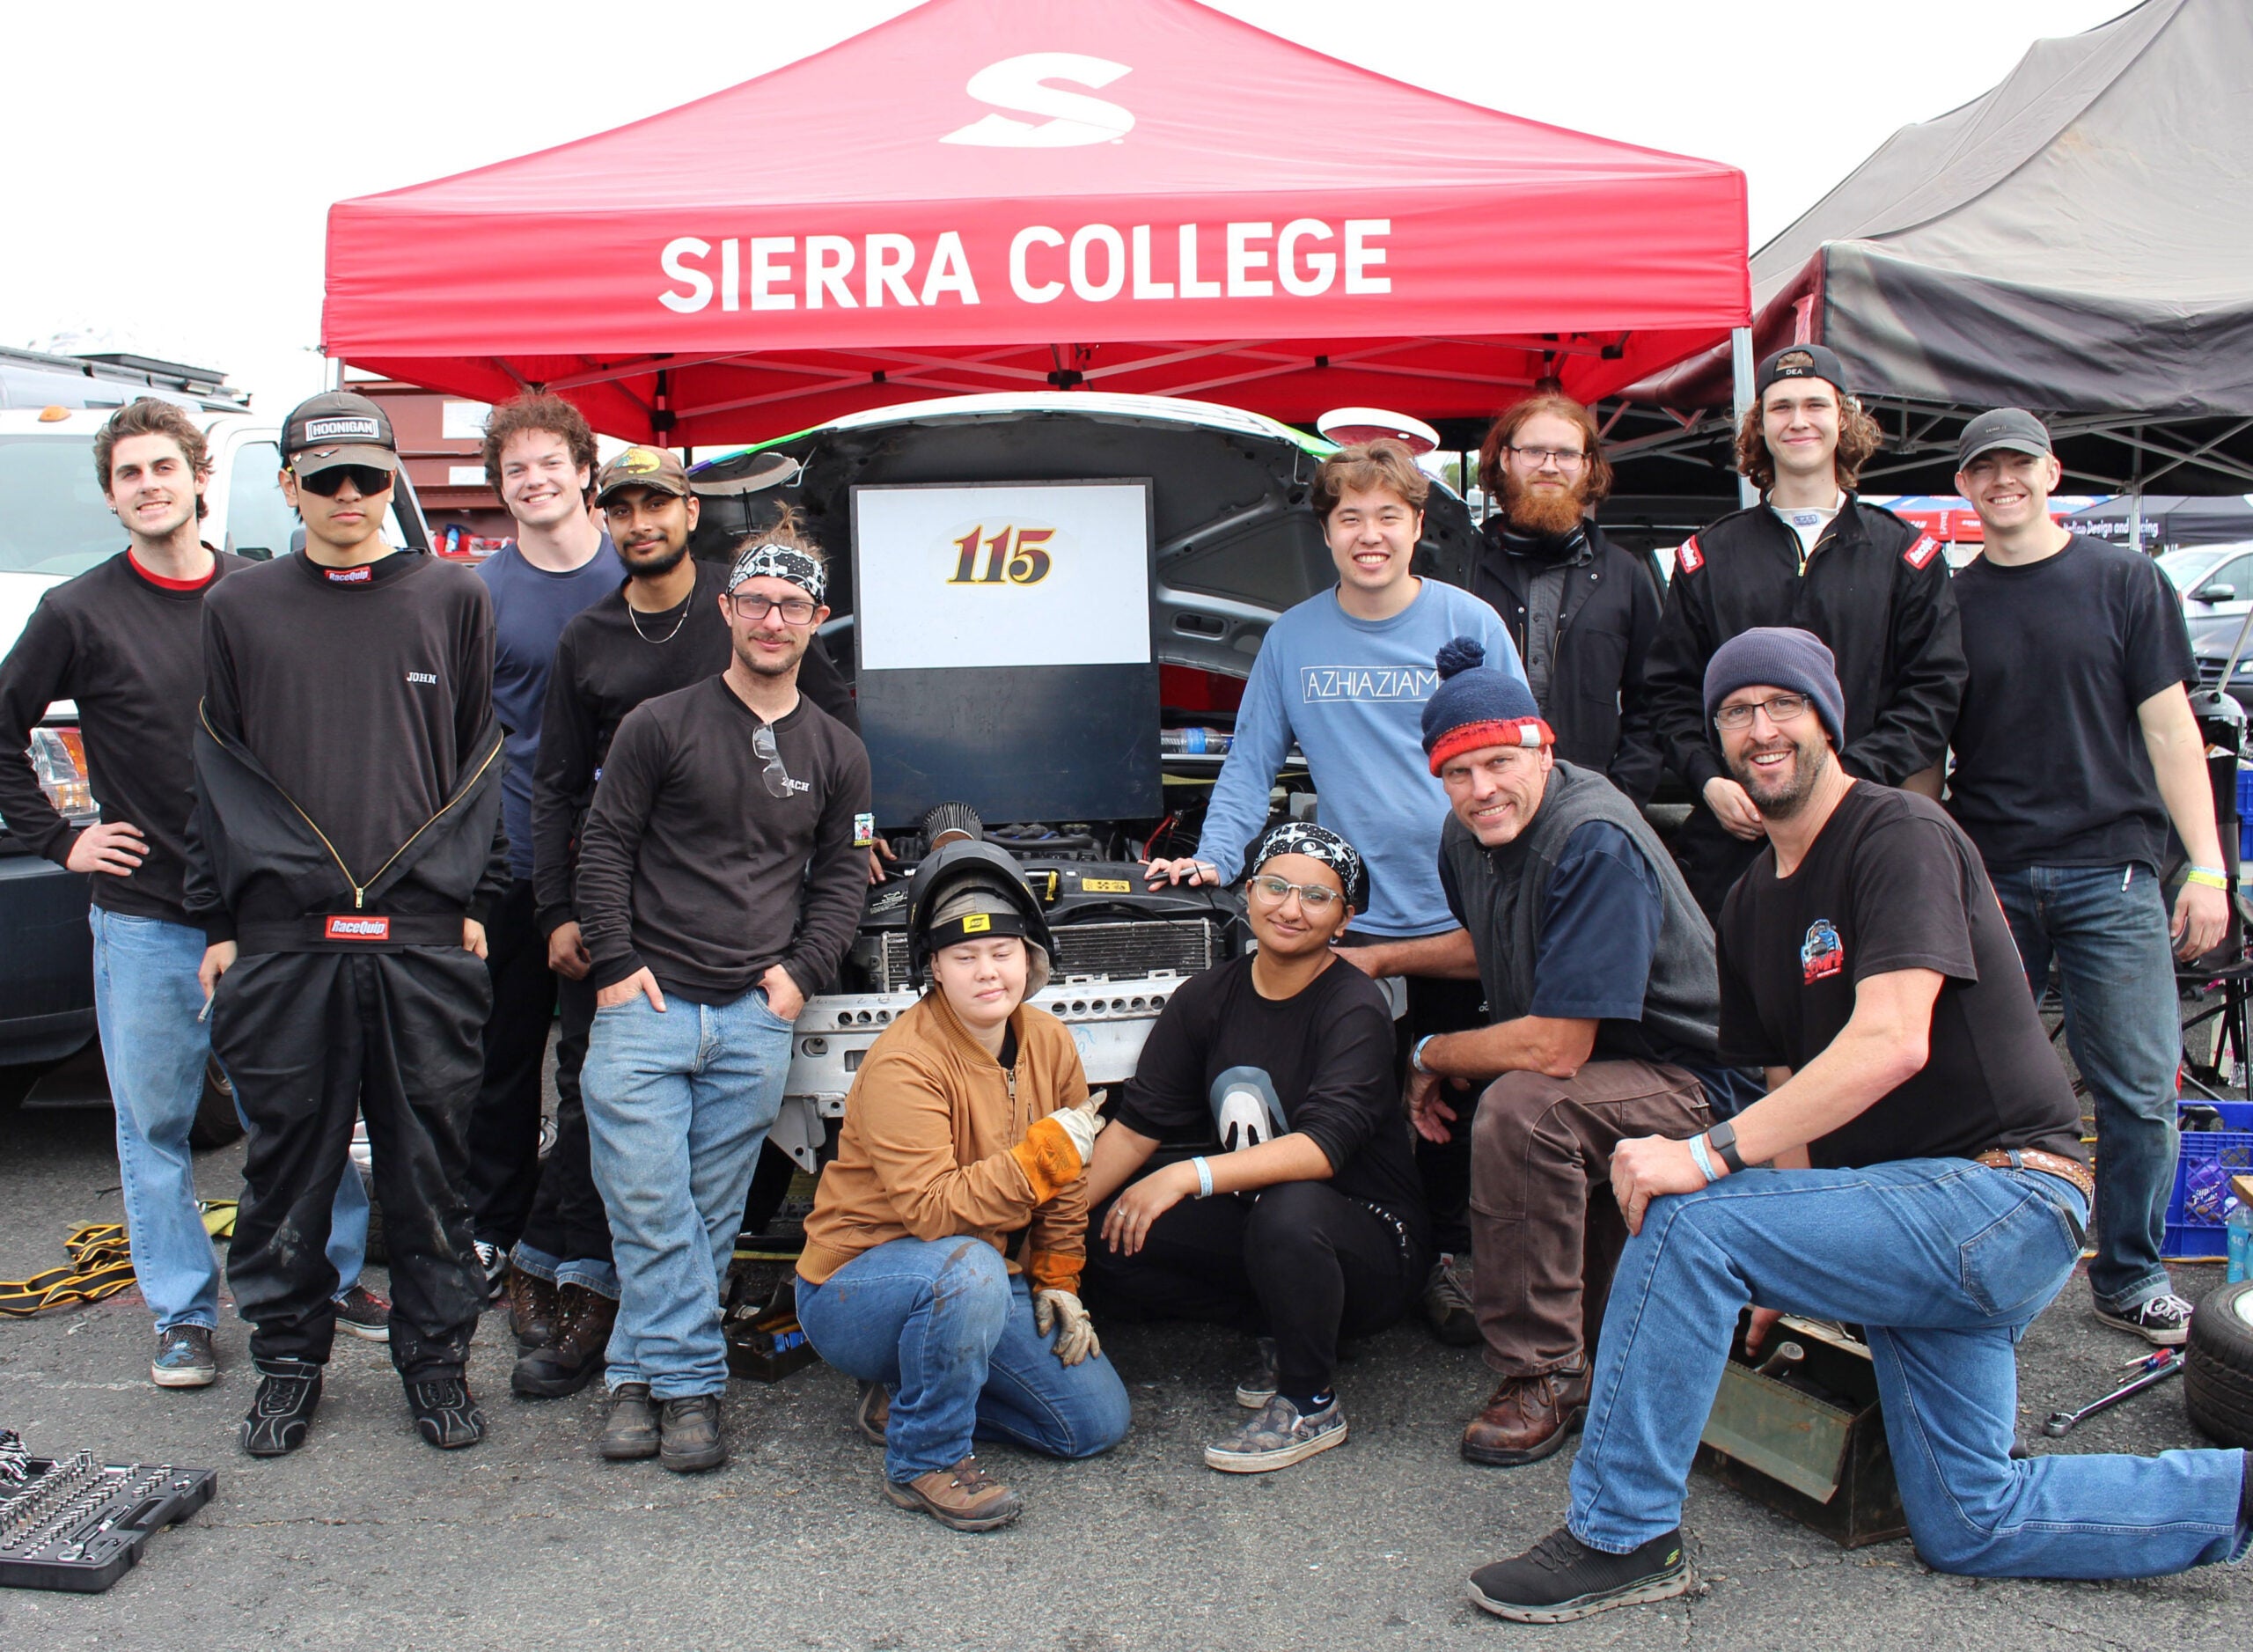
[1421,1254,1480,1347]
[332,1283,392,1342]
[1461,1366,1591,1467]
[1468,1526,1691,1623]
[241,1360,323,1457]
[884,1456,1022,1531]
[659,1393,727,1473]
[512,1285,615,1399]
[407,1377,486,1450]
[1204,1394,1347,1473]
[473,1240,510,1303]
[1234,1336,1280,1409]
[506,1265,559,1349]
[2096,1292,2193,1347]
[855,1381,891,1445]
[151,1325,216,1389]
[599,1383,659,1460]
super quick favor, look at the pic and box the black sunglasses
[297,465,395,498]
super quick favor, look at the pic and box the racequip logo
[945,524,1055,586]
[1676,535,1704,575]
[326,915,392,941]
[1904,533,1941,569]
[1301,665,1439,702]
[941,54,1134,148]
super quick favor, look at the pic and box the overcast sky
[6,0,2131,417]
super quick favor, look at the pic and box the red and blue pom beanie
[1420,637,1553,775]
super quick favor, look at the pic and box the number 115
[949,525,1054,585]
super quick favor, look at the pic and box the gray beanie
[931,888,1051,996]
[1703,627,1846,749]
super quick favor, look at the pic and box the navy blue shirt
[479,537,625,881]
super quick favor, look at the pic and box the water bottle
[1160,727,1232,755]
[2233,1194,2253,1285]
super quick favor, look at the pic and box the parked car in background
[2159,544,2237,595]
[0,349,432,1132]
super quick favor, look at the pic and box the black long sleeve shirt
[529,559,859,936]
[190,548,505,940]
[0,549,248,925]
[575,674,871,1003]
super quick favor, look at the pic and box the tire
[2185,1280,2253,1449]
[186,1056,246,1150]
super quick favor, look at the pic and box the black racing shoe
[1468,1526,1691,1623]
[407,1377,487,1450]
[240,1361,324,1457]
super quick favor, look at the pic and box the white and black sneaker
[1469,1526,1691,1623]
[1234,1337,1280,1409]
[473,1241,510,1303]
[2095,1292,2193,1347]
[241,1361,324,1457]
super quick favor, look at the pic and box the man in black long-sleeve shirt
[576,526,870,1475]
[188,391,507,1457]
[505,445,860,1400]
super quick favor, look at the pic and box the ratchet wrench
[2042,1347,2183,1437]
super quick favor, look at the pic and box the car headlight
[30,725,97,819]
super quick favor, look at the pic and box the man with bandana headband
[572,520,870,1474]
[1084,822,1429,1474]
[1470,393,1665,804]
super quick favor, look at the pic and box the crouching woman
[795,843,1132,1531]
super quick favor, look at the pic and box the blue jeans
[1990,863,2179,1311]
[1567,1158,2248,1577]
[92,909,364,1330]
[796,1237,1132,1482]
[583,986,793,1398]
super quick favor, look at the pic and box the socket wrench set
[0,1449,216,1593]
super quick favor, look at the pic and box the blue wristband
[1412,1034,1438,1075]
[1193,1156,1214,1199]
[1688,1134,1718,1185]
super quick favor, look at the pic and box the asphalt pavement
[3,1090,2248,1651]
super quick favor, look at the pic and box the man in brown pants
[1403,637,1759,1465]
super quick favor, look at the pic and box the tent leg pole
[1730,327,1757,508]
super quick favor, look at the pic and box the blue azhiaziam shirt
[1193,579,1522,937]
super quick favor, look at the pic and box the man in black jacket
[189,391,506,1457]
[1645,346,1964,917]
[1471,393,1663,804]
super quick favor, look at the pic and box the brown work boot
[598,1383,659,1461]
[512,1286,616,1399]
[1460,1366,1591,1467]
[883,1455,1023,1531]
[505,1266,559,1350]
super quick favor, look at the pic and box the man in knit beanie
[1403,638,1756,1473]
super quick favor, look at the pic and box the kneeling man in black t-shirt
[1469,627,2249,1624]
[1083,823,1429,1475]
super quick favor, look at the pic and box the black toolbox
[0,1451,217,1593]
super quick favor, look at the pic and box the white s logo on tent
[940,53,1134,147]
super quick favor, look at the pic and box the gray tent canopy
[1610,0,2253,499]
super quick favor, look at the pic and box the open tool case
[0,1450,217,1592]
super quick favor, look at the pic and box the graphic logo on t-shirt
[1300,665,1439,702]
[323,566,371,584]
[1676,535,1704,575]
[1904,534,1941,569]
[1801,919,1844,984]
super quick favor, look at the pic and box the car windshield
[2159,547,2234,591]
[0,434,121,578]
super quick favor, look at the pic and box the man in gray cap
[1948,407,2227,1347]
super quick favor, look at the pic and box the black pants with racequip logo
[215,943,490,1379]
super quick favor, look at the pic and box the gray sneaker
[151,1325,216,1388]
[1234,1337,1280,1409]
[1204,1394,1347,1472]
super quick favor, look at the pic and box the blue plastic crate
[2165,1100,2253,1259]
[2242,822,2253,864]
[2238,766,2253,823]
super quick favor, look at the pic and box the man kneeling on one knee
[1468,627,2250,1626]
[1406,639,1758,1469]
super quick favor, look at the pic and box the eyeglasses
[1248,873,1343,912]
[1714,693,1812,732]
[1507,444,1588,469]
[728,592,818,625]
[297,465,395,497]
[752,723,794,799]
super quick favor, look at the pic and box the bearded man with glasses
[572,525,870,1474]
[1403,638,1756,1474]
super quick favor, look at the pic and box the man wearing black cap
[1468,625,2247,1624]
[188,389,506,1457]
[508,447,859,1401]
[1646,345,1964,917]
[1404,639,1755,1472]
[574,522,870,1473]
[1949,407,2227,1347]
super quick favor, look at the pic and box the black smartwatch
[1706,1120,1749,1175]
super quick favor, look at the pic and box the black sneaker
[1234,1336,1279,1409]
[1421,1254,1481,1347]
[2095,1292,2192,1347]
[241,1361,324,1457]
[473,1241,510,1303]
[1469,1527,1691,1623]
[332,1283,392,1342]
[407,1377,487,1450]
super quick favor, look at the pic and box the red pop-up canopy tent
[324,0,1748,445]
